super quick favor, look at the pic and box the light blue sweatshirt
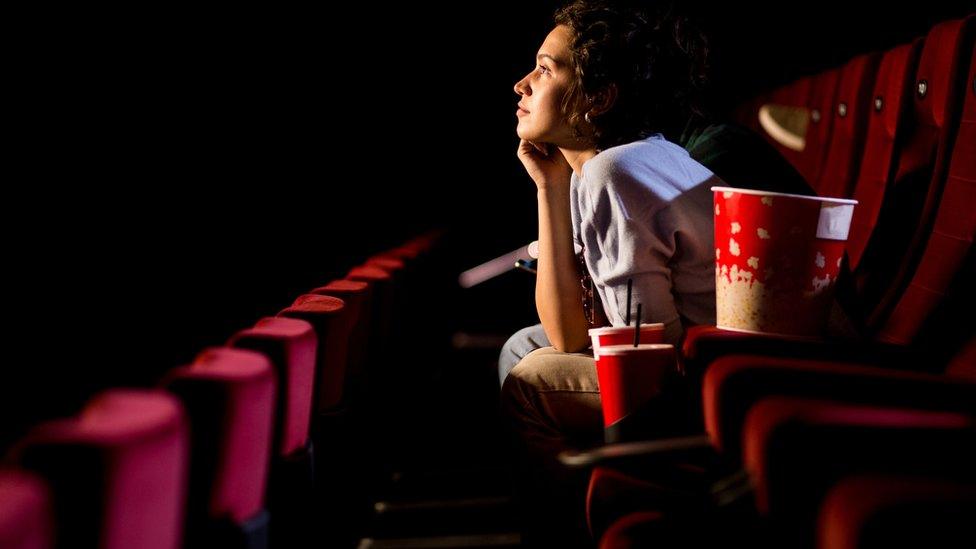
[570,134,722,344]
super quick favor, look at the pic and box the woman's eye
[537,65,550,75]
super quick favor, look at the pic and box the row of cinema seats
[0,230,444,549]
[563,14,976,548]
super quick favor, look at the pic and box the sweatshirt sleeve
[578,161,684,344]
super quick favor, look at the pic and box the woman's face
[514,25,577,146]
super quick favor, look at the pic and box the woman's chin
[515,125,540,141]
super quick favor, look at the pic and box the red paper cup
[712,186,857,337]
[595,343,676,429]
[589,324,665,361]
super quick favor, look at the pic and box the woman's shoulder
[584,134,689,173]
[580,134,708,196]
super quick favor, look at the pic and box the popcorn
[712,186,855,338]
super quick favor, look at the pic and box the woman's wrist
[537,185,571,201]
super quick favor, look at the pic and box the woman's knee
[501,347,603,439]
[504,347,598,394]
[498,324,551,385]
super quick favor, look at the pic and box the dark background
[4,1,972,450]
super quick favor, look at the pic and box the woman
[499,1,721,544]
[500,1,721,382]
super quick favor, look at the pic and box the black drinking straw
[626,279,633,325]
[633,304,642,347]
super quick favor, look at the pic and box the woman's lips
[516,105,530,117]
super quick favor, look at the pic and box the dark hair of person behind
[554,0,711,150]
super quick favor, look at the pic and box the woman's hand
[517,139,573,191]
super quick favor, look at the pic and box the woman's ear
[590,84,618,116]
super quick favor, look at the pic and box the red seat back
[878,42,976,344]
[228,317,317,458]
[817,474,976,549]
[846,40,923,268]
[278,294,351,413]
[163,348,275,525]
[17,390,188,549]
[309,279,372,381]
[815,53,882,198]
[0,470,53,549]
[801,68,842,188]
[855,18,976,333]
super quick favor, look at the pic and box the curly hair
[554,0,711,150]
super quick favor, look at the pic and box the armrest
[703,354,976,459]
[742,397,976,543]
[559,434,713,469]
[681,326,928,379]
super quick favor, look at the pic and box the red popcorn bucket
[712,186,857,338]
[589,323,665,361]
[595,344,677,437]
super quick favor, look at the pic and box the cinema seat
[596,399,976,547]
[227,317,317,546]
[877,42,976,344]
[347,265,396,354]
[162,348,275,549]
[814,52,882,199]
[15,390,188,549]
[742,398,976,546]
[799,68,841,187]
[816,474,976,549]
[0,469,53,549]
[309,279,373,388]
[278,294,351,414]
[847,40,924,269]
[856,16,975,328]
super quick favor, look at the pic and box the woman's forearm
[535,187,590,352]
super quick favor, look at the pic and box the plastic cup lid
[597,343,674,356]
[588,323,664,336]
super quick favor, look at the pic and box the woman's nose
[513,76,529,96]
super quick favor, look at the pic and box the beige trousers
[500,346,604,456]
[499,346,605,546]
